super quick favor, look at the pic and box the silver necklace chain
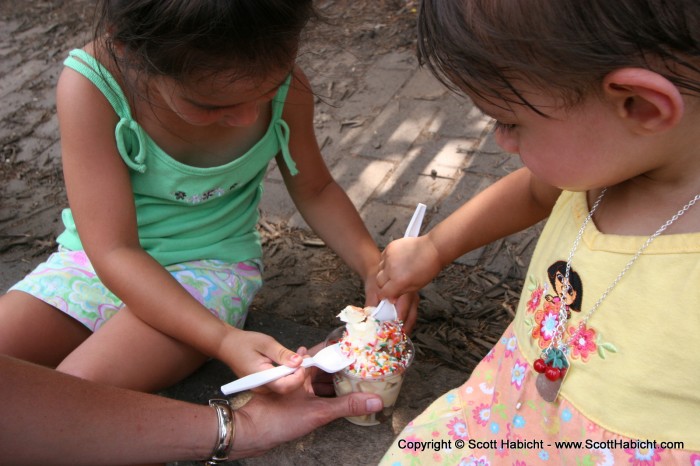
[548,188,700,354]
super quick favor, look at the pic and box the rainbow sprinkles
[336,305,412,378]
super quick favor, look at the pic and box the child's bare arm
[56,65,302,389]
[378,167,561,299]
[427,167,559,266]
[278,67,420,328]
[279,67,381,283]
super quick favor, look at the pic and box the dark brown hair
[95,0,316,84]
[417,0,700,111]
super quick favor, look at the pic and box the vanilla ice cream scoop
[337,305,379,346]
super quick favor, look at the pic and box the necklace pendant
[535,352,569,403]
[535,372,563,402]
[531,190,700,403]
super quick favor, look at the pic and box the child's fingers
[377,256,387,275]
[256,335,302,368]
[264,367,307,394]
[377,276,405,301]
[396,292,419,334]
[375,265,388,288]
[259,345,317,395]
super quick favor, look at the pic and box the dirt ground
[0,0,518,374]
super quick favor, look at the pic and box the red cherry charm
[533,358,547,373]
[545,366,561,381]
[559,367,567,379]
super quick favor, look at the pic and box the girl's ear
[602,68,684,134]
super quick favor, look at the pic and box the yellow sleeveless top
[514,191,700,449]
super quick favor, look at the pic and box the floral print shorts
[380,324,698,466]
[10,248,263,332]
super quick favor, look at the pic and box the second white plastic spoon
[220,343,354,395]
[372,202,427,321]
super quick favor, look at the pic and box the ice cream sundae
[327,305,414,426]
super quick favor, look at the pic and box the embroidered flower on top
[567,324,597,361]
[526,284,544,313]
[531,300,562,349]
[172,187,226,203]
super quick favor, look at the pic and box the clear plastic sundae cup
[325,326,415,426]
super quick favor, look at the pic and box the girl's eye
[191,103,227,113]
[198,103,240,114]
[493,120,518,133]
[493,120,517,133]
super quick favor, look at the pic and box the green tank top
[57,49,298,265]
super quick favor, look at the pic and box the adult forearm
[0,356,215,465]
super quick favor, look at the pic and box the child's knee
[56,358,113,385]
[0,292,87,365]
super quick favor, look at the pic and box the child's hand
[377,236,442,300]
[220,329,305,394]
[393,291,419,334]
[363,265,419,333]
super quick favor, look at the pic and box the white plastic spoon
[372,203,427,322]
[220,343,355,395]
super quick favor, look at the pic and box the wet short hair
[417,0,700,111]
[95,0,316,83]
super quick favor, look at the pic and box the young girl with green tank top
[0,0,417,395]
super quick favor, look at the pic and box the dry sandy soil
[0,0,518,373]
